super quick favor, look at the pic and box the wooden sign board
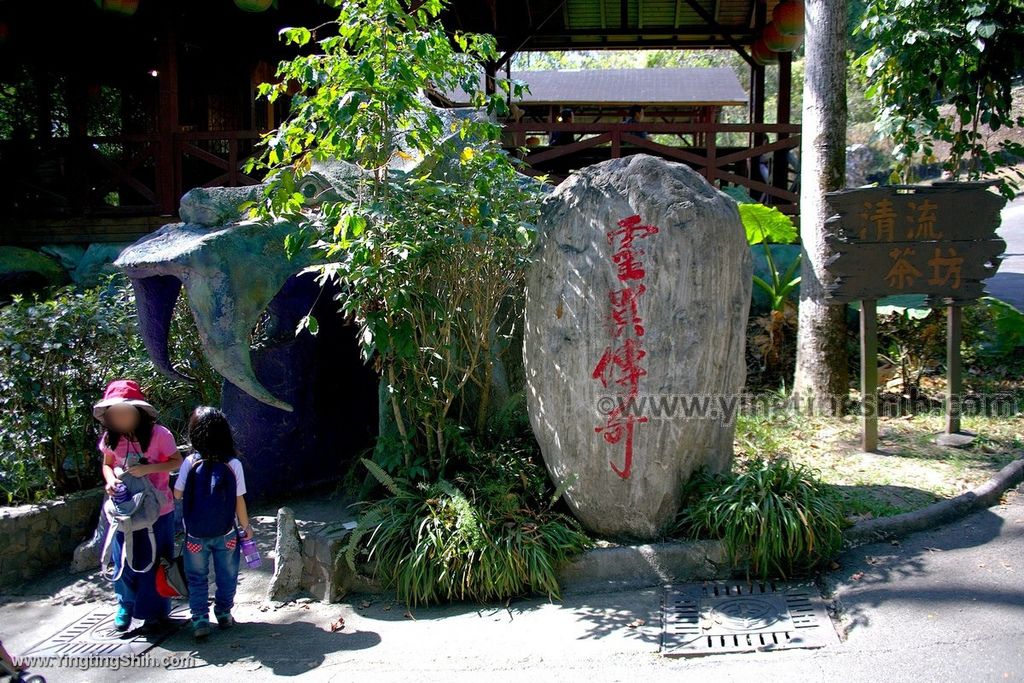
[823,183,1006,305]
[820,182,1008,452]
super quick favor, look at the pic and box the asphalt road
[986,194,1024,310]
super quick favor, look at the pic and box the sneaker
[114,605,132,632]
[140,616,174,634]
[214,610,235,629]
[192,616,211,640]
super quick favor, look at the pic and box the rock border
[281,456,1024,600]
[0,488,104,589]
[842,455,1024,546]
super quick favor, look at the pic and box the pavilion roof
[442,0,782,51]
[443,67,747,107]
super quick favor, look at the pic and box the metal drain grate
[661,581,839,657]
[23,605,188,659]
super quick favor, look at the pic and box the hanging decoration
[94,0,139,16]
[772,0,805,36]
[234,0,274,11]
[751,38,779,65]
[762,22,804,52]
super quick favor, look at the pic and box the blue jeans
[183,529,241,620]
[112,511,174,621]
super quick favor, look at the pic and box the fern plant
[341,454,590,606]
[677,457,846,580]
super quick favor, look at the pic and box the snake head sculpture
[115,100,514,412]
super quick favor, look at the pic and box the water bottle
[112,482,130,504]
[239,528,261,569]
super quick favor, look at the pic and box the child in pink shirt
[94,379,182,632]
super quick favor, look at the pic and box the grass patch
[734,406,1023,520]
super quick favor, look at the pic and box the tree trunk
[793,0,850,416]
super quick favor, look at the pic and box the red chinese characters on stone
[592,214,659,480]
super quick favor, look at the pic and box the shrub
[676,457,846,580]
[250,0,541,477]
[0,276,219,504]
[343,440,591,606]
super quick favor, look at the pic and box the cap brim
[93,399,158,420]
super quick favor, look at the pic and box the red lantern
[235,0,274,11]
[94,0,139,16]
[763,22,804,52]
[772,0,805,36]
[751,39,779,66]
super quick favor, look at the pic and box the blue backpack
[181,456,237,538]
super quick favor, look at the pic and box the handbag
[155,540,189,599]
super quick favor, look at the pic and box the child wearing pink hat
[94,379,183,632]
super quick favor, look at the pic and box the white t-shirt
[173,453,247,496]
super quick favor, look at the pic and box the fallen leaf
[923,547,943,552]
[850,572,865,581]
[865,556,882,565]
[627,618,645,628]
[359,600,371,609]
[829,561,841,570]
[329,618,345,632]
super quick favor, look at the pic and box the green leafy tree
[854,0,1024,197]
[248,0,542,478]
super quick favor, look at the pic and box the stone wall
[0,488,104,588]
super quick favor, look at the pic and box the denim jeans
[112,510,174,621]
[183,529,241,620]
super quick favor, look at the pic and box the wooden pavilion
[0,0,799,245]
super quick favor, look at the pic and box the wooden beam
[510,36,755,50]
[494,0,568,66]
[680,0,755,67]
[514,25,757,37]
[503,122,801,134]
[525,132,613,164]
[156,5,179,216]
[773,51,793,195]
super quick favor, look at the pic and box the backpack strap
[99,500,119,581]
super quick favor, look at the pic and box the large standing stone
[267,507,304,601]
[524,154,751,540]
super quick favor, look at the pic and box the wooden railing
[3,122,801,226]
[0,130,264,220]
[503,121,801,213]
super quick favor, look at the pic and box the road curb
[555,539,731,595]
[331,457,1024,599]
[842,456,1024,546]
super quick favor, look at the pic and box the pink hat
[93,379,157,420]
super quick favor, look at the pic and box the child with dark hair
[94,379,182,632]
[173,406,251,640]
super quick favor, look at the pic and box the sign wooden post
[822,182,1007,452]
[935,304,976,446]
[860,298,878,452]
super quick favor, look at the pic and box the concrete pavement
[3,484,1024,682]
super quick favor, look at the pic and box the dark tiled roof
[445,67,747,107]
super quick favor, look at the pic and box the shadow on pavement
[161,617,381,676]
[828,490,1024,635]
